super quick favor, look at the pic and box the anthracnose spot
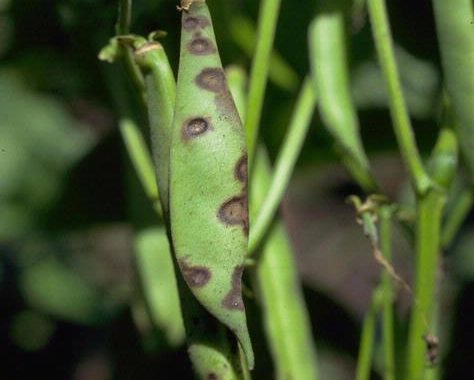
[221,265,245,310]
[179,260,212,288]
[207,373,219,380]
[182,117,211,140]
[183,16,210,31]
[195,68,226,93]
[235,155,248,183]
[218,196,248,226]
[188,37,216,55]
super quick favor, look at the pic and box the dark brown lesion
[221,265,245,310]
[195,68,226,93]
[218,196,248,225]
[235,155,248,183]
[188,37,216,55]
[179,259,212,288]
[182,117,211,140]
[183,15,210,30]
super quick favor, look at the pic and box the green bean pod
[169,0,253,368]
[427,128,458,190]
[134,228,185,347]
[432,0,474,182]
[309,1,377,192]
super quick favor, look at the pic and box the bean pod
[169,0,253,368]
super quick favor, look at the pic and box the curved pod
[170,0,253,368]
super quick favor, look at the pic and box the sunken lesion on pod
[182,117,212,141]
[183,15,210,31]
[221,265,245,311]
[218,195,249,236]
[188,35,216,56]
[235,154,248,184]
[179,259,212,288]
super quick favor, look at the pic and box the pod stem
[367,0,431,195]
[248,77,316,253]
[116,0,146,98]
[245,0,282,168]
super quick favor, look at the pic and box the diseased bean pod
[169,0,253,368]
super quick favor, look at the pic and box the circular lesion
[195,68,226,93]
[182,117,211,140]
[179,259,212,288]
[188,37,216,55]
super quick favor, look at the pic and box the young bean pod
[169,0,253,368]
[432,0,474,182]
[131,36,176,215]
[309,0,377,193]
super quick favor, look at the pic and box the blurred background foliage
[0,0,472,379]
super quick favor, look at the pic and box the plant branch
[245,0,282,168]
[367,0,431,195]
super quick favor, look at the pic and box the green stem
[119,118,162,217]
[367,0,431,195]
[245,0,282,167]
[442,189,473,248]
[355,285,383,380]
[380,206,395,380]
[248,78,316,253]
[405,190,445,380]
[230,16,299,92]
[116,0,146,98]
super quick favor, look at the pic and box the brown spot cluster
[218,154,249,235]
[179,259,212,288]
[206,373,219,380]
[182,117,211,140]
[221,265,245,310]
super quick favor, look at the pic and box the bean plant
[98,0,473,379]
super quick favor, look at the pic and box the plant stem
[380,206,395,380]
[230,16,299,92]
[405,190,445,380]
[367,0,431,195]
[442,189,473,248]
[355,285,383,380]
[248,78,316,253]
[245,0,282,168]
[116,0,145,97]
